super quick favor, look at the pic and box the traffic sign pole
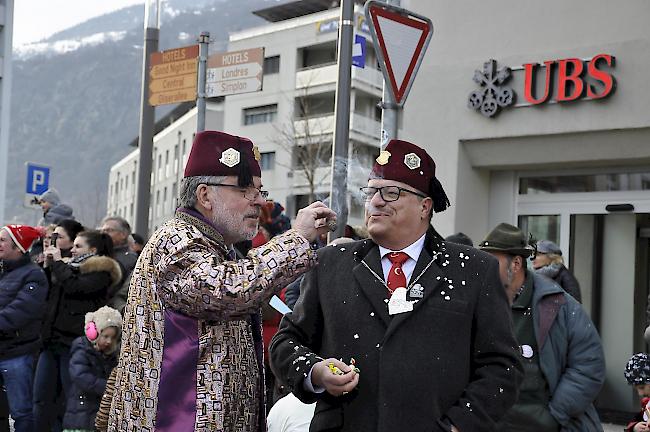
[196,31,210,133]
[380,0,400,149]
[328,0,354,241]
[135,25,159,237]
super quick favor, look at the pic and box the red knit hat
[370,139,450,213]
[184,130,261,186]
[2,225,43,253]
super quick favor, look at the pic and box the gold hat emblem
[376,150,391,165]
[219,148,240,168]
[252,146,261,161]
[404,153,421,170]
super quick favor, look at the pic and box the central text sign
[149,45,199,106]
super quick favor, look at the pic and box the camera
[50,232,59,248]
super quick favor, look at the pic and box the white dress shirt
[378,233,426,286]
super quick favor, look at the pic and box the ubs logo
[468,59,515,118]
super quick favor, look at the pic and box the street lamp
[134,0,160,237]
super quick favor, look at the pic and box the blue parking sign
[26,163,50,195]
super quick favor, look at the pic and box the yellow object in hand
[328,362,344,375]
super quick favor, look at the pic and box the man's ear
[195,185,213,211]
[421,197,433,219]
[512,255,525,272]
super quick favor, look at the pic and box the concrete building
[106,101,223,232]
[399,0,650,415]
[0,0,14,224]
[223,0,383,225]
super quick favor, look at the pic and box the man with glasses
[100,216,138,312]
[108,131,336,432]
[271,139,523,432]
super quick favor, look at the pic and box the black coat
[48,256,122,347]
[270,229,523,432]
[63,336,118,430]
[0,255,48,360]
[554,265,582,303]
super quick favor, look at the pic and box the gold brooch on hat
[253,146,261,161]
[376,150,391,165]
[404,153,421,170]
[220,148,240,167]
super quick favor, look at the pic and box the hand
[634,422,650,432]
[44,246,62,263]
[451,426,460,432]
[293,201,337,243]
[311,358,359,397]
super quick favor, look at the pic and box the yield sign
[365,1,433,106]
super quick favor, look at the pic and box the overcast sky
[13,0,145,47]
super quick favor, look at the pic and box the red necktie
[386,252,409,295]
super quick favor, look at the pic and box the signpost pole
[380,0,400,149]
[196,31,210,133]
[134,0,159,237]
[328,0,354,240]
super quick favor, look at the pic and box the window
[260,152,275,170]
[263,56,280,74]
[243,104,278,125]
[519,171,650,194]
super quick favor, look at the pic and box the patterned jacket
[108,208,316,432]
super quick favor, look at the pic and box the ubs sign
[468,53,616,118]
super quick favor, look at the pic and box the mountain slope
[6,0,271,226]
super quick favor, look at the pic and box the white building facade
[223,3,384,225]
[106,103,223,232]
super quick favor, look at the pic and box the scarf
[69,252,96,269]
[535,262,563,279]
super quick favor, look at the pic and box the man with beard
[271,139,523,432]
[107,131,336,432]
[479,223,605,431]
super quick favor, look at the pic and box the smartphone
[50,232,59,248]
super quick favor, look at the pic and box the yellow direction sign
[149,45,199,106]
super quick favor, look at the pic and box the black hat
[625,353,650,385]
[445,232,473,247]
[478,223,535,257]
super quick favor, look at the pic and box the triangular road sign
[365,1,433,106]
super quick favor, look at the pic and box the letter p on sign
[25,163,50,195]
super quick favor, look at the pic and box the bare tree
[272,82,334,203]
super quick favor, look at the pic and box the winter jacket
[95,366,117,432]
[47,256,122,347]
[535,264,582,303]
[63,336,118,430]
[0,255,48,360]
[531,272,605,431]
[271,230,523,432]
[40,203,74,225]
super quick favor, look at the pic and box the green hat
[478,223,535,257]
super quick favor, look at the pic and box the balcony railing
[293,112,380,140]
[295,63,383,90]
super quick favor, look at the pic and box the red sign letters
[523,54,616,105]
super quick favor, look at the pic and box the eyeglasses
[359,186,427,202]
[204,183,269,202]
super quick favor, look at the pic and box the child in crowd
[625,353,650,432]
[62,306,122,432]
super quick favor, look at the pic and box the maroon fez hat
[370,139,450,213]
[184,130,262,186]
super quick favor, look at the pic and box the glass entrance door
[515,169,650,413]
